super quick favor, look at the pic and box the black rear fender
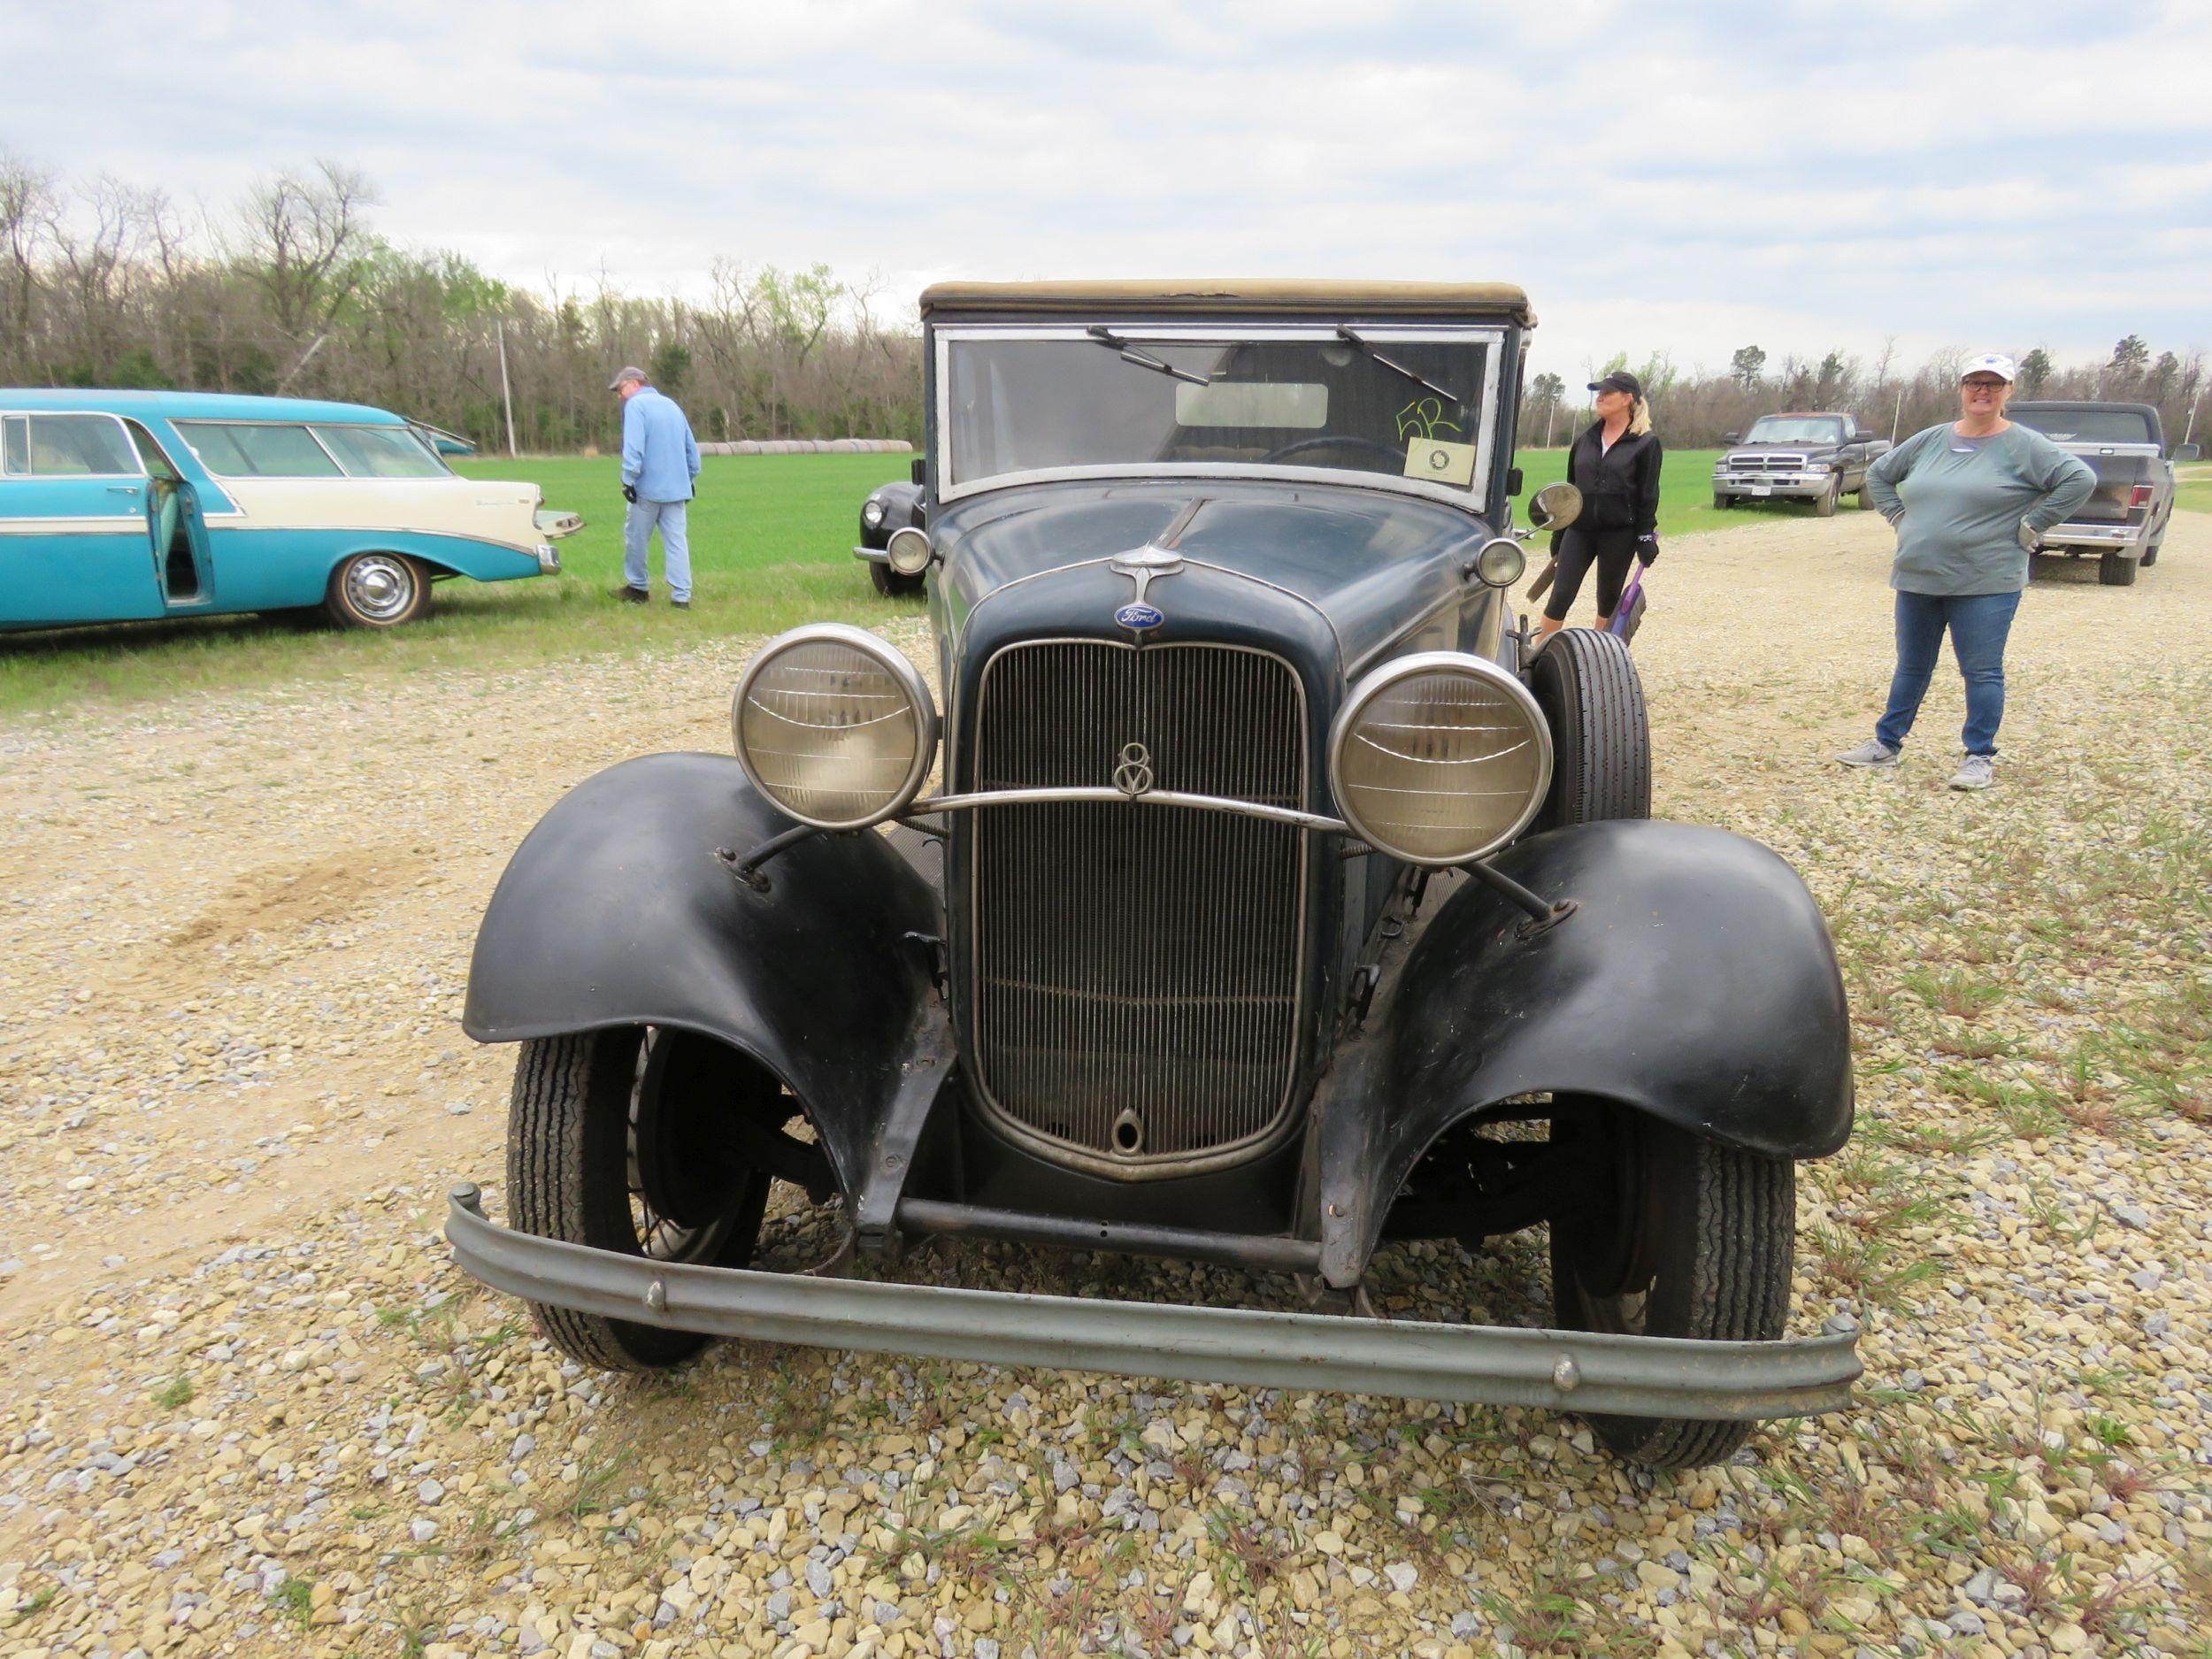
[462,753,941,1199]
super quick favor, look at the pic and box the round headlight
[862,497,887,529]
[1473,536,1526,588]
[885,526,933,576]
[1328,653,1553,864]
[732,624,938,830]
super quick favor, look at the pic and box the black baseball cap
[1587,370,1642,396]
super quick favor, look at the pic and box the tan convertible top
[920,279,1535,326]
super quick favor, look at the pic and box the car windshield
[940,326,1496,500]
[1743,417,1847,444]
[2009,408,2154,444]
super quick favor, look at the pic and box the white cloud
[4,0,2207,384]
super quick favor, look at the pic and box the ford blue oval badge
[1115,602,1164,632]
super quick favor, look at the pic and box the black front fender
[463,753,941,1199]
[1317,819,1852,1282]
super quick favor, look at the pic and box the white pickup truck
[2009,401,2199,587]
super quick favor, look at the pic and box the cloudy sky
[8,0,2209,383]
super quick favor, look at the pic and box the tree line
[4,154,2203,458]
[0,157,923,451]
[1524,335,2208,451]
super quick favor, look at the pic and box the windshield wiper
[1087,326,1210,386]
[1335,326,1460,405]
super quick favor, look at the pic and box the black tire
[2098,551,2139,587]
[1856,485,1877,511]
[1549,1103,1795,1467]
[1813,477,1840,518]
[869,559,925,598]
[1527,626,1650,830]
[2139,543,2159,569]
[506,1026,774,1371]
[1712,491,1732,510]
[324,551,432,628]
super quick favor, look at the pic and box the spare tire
[1527,626,1650,830]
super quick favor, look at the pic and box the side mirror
[1526,481,1583,534]
[1505,465,1524,497]
[910,456,926,486]
[1723,432,1740,444]
[1853,433,1876,444]
[2175,443,2202,463]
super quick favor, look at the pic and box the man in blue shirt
[609,366,702,608]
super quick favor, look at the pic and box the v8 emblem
[1112,741,1155,797]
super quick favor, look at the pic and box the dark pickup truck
[2008,402,2197,586]
[1712,412,1890,516]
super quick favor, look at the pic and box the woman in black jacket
[1533,369,1663,646]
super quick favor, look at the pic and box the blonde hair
[1627,396,1654,437]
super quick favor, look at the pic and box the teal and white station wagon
[0,390,580,632]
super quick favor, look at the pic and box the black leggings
[1544,527,1636,623]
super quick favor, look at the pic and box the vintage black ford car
[450,281,1859,1468]
[853,469,929,596]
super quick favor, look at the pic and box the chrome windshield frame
[931,321,1506,511]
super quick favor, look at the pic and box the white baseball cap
[1960,353,2016,383]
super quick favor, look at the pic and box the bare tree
[235,161,378,342]
[0,152,58,379]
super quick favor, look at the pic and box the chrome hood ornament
[1110,546,1182,633]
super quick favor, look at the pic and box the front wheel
[325,551,432,628]
[1549,1103,1795,1467]
[1712,491,1732,510]
[506,1026,774,1371]
[1813,477,1840,517]
[2099,551,2140,586]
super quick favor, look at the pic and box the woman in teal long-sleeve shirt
[1837,354,2094,791]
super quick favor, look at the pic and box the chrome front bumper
[1713,472,1834,499]
[447,1186,1862,1421]
[534,543,562,574]
[853,543,890,564]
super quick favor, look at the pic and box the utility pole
[496,321,519,459]
[1891,389,1904,444]
[1545,396,1559,449]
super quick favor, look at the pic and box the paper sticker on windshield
[1404,438,1477,487]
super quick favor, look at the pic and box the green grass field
[2176,461,2211,517]
[1518,446,1870,539]
[8,444,2185,714]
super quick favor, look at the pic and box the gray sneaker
[1949,754,1995,791]
[1836,740,1901,768]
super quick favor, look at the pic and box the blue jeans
[623,498,692,603]
[1875,588,2021,757]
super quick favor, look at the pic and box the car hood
[929,478,1492,680]
[1723,442,1844,458]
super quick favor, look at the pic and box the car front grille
[966,640,1307,1174]
[1723,453,1810,473]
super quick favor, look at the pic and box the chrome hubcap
[346,556,413,621]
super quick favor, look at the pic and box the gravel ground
[3,512,2209,1659]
